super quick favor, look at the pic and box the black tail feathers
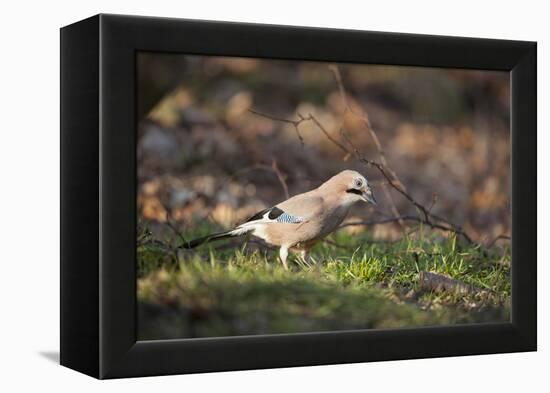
[181,230,239,249]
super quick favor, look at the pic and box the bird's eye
[354,178,363,188]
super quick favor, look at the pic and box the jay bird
[183,170,377,269]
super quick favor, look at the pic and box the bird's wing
[276,191,324,221]
[241,206,306,225]
[241,191,324,226]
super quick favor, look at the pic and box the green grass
[137,223,510,340]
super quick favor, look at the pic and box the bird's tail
[181,227,249,249]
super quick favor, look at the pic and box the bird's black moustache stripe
[346,188,362,195]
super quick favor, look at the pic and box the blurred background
[137,53,510,243]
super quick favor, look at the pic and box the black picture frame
[60,14,536,379]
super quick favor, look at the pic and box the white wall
[0,0,546,391]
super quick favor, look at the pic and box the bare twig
[165,218,188,246]
[329,65,389,165]
[339,215,468,236]
[331,66,404,228]
[307,113,350,154]
[486,234,511,248]
[248,109,305,146]
[270,159,290,200]
[381,184,405,227]
[219,162,290,202]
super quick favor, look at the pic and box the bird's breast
[318,205,350,234]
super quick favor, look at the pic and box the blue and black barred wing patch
[275,212,304,223]
[268,207,304,223]
[244,206,304,224]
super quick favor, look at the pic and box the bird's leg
[298,249,312,267]
[279,246,289,270]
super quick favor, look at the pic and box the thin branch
[220,162,290,202]
[165,218,188,246]
[332,68,404,227]
[329,65,349,108]
[307,113,350,154]
[338,215,469,238]
[486,234,511,248]
[329,65,388,165]
[248,109,305,146]
[380,184,405,227]
[271,159,290,200]
[342,128,404,227]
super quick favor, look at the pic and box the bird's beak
[361,187,377,205]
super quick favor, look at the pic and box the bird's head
[321,170,377,206]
